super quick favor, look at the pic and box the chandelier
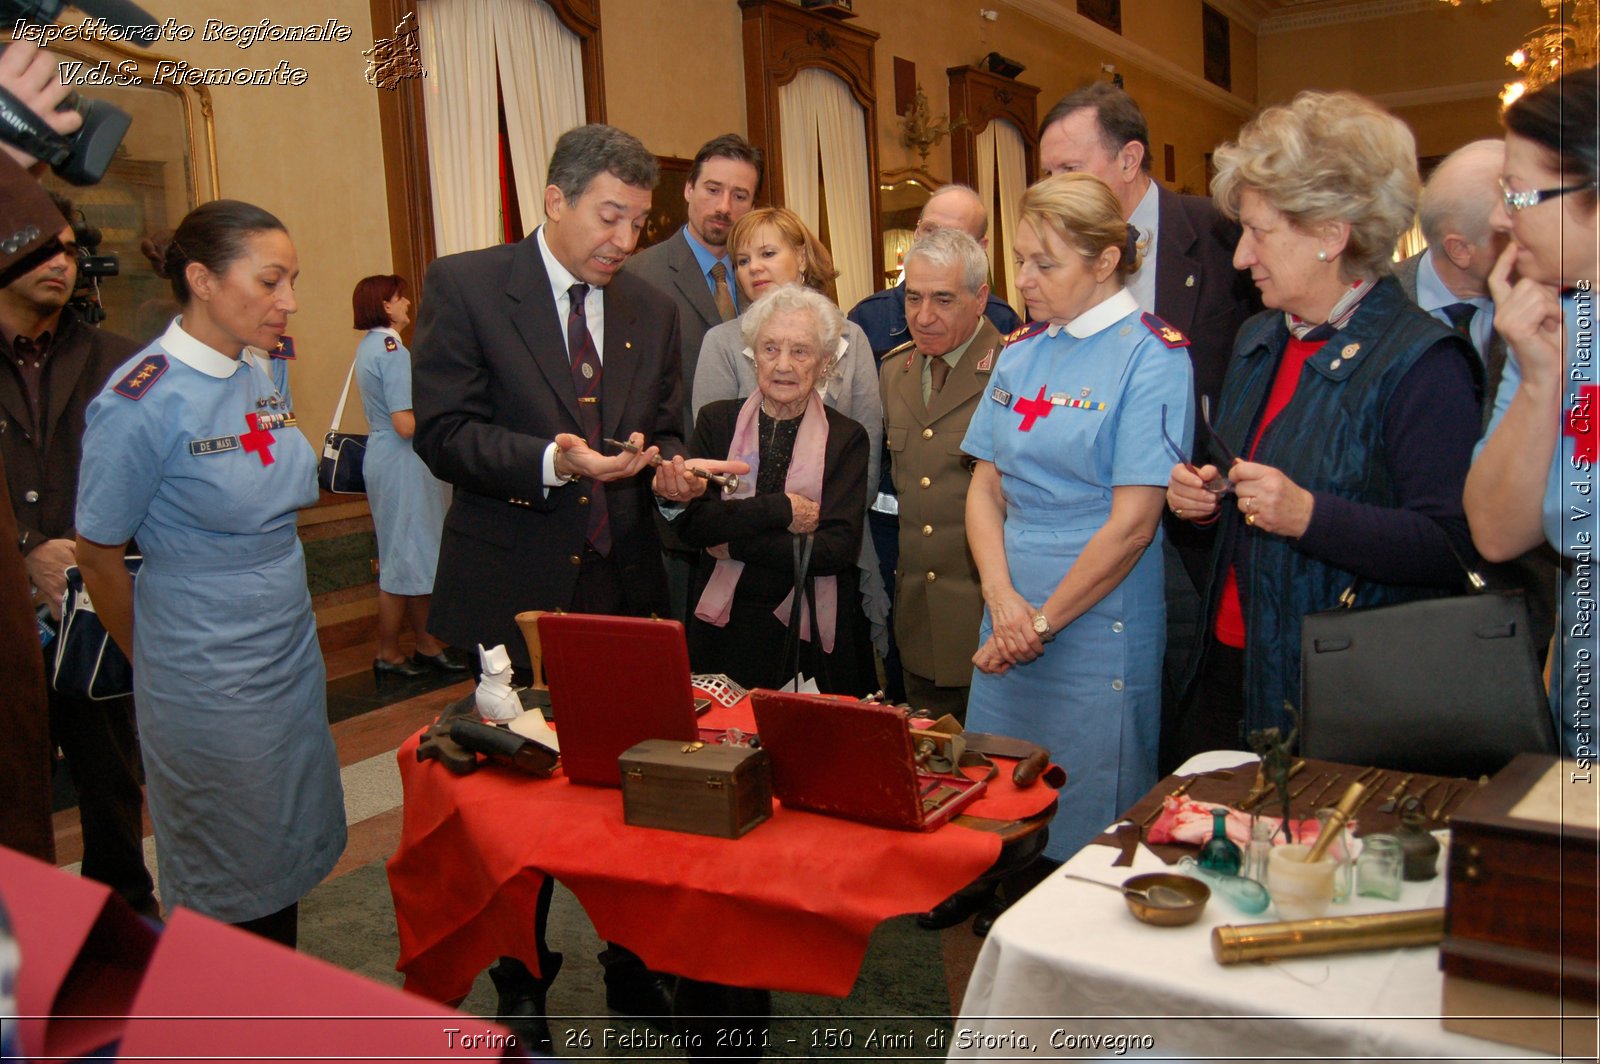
[1440,0,1599,105]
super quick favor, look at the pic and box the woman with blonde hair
[1166,92,1481,762]
[963,172,1193,862]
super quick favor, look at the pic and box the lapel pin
[1185,275,1195,287]
[624,341,632,349]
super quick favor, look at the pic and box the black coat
[676,400,873,693]
[412,236,686,664]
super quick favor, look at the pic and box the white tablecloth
[951,752,1555,1061]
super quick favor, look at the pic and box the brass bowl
[1121,872,1210,926]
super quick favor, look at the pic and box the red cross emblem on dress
[1566,384,1598,464]
[240,412,277,466]
[1014,385,1053,432]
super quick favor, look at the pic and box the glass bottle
[1356,833,1404,900]
[1245,817,1274,883]
[1198,807,1243,875]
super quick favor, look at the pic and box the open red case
[750,690,988,830]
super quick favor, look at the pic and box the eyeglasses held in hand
[1498,175,1596,214]
[1162,401,1233,496]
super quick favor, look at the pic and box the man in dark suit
[624,134,761,621]
[625,133,762,435]
[1395,138,1558,662]
[413,124,739,1045]
[1039,82,1256,413]
[1040,83,1258,772]
[1394,139,1509,422]
[1,197,153,914]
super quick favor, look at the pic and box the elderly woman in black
[1165,91,1481,762]
[672,283,873,693]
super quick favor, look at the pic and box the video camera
[0,0,158,184]
[66,207,114,323]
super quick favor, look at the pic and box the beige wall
[1256,1,1528,157]
[602,0,748,161]
[123,0,395,442]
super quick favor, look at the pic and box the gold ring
[1245,513,1257,527]
[1174,507,1184,518]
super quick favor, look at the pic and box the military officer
[879,228,999,720]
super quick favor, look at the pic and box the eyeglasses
[1498,176,1596,214]
[1161,399,1234,496]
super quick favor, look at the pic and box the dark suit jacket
[1393,251,1508,424]
[1151,184,1258,418]
[624,228,723,437]
[0,311,140,550]
[412,235,686,662]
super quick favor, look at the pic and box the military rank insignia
[271,335,297,359]
[1003,321,1048,346]
[113,354,168,400]
[1141,313,1189,348]
[975,345,998,372]
[384,336,399,352]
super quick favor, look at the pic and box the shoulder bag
[1299,558,1558,779]
[318,357,367,494]
[52,556,141,701]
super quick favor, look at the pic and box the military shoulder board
[113,354,169,400]
[1140,312,1189,349]
[1002,320,1049,347]
[271,335,297,359]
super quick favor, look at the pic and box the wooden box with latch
[1440,755,1598,1053]
[620,739,772,839]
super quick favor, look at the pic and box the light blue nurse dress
[76,319,346,923]
[354,328,447,595]
[962,290,1194,861]
[1479,289,1598,761]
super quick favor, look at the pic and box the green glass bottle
[1198,807,1243,875]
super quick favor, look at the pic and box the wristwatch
[1031,611,1055,643]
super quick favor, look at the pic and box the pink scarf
[694,389,837,652]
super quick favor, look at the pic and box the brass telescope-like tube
[1212,908,1445,965]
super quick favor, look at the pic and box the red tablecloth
[387,699,1055,1001]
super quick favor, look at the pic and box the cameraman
[0,191,154,915]
[0,38,88,864]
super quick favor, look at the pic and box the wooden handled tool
[605,438,740,492]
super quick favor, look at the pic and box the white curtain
[779,69,874,309]
[993,120,1028,313]
[492,0,584,231]
[977,119,1028,312]
[417,0,584,255]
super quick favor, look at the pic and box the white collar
[1054,288,1141,338]
[373,326,401,339]
[536,225,584,303]
[162,317,248,379]
[1128,180,1160,244]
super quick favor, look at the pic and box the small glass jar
[1244,817,1274,883]
[1356,833,1404,900]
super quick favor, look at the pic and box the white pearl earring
[1317,250,1328,261]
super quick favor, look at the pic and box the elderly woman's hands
[786,493,820,533]
[1230,460,1315,537]
[983,584,1046,665]
[1166,462,1225,522]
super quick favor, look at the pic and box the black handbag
[318,359,367,494]
[1300,563,1558,779]
[52,557,141,701]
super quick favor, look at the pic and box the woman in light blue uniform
[1467,70,1598,760]
[351,275,458,680]
[963,174,1193,863]
[74,201,344,946]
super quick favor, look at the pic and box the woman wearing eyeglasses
[1165,92,1481,765]
[1466,69,1598,759]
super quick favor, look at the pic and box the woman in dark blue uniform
[75,201,345,946]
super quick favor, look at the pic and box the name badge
[990,386,1013,407]
[190,435,239,456]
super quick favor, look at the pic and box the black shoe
[600,947,673,1029]
[972,893,1012,938]
[915,885,996,931]
[412,650,469,672]
[374,657,425,679]
[489,953,562,1053]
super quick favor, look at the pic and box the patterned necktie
[925,353,951,406]
[566,283,610,556]
[1441,301,1478,342]
[710,261,736,323]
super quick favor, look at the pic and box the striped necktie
[710,261,736,323]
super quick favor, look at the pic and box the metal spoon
[1062,873,1193,908]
